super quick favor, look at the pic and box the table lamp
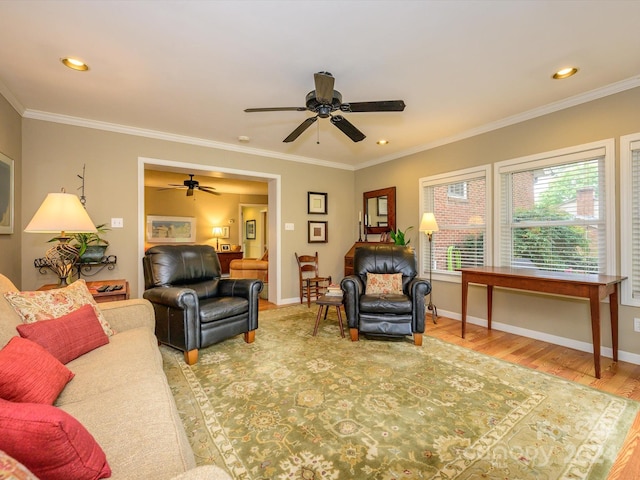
[212,226,223,251]
[419,212,439,324]
[25,190,97,286]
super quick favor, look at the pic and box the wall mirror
[363,186,396,235]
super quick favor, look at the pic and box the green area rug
[162,304,639,479]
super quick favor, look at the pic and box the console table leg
[461,278,468,338]
[487,285,493,331]
[589,288,602,379]
[610,287,619,363]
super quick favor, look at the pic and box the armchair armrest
[340,275,364,328]
[407,277,431,333]
[218,278,263,299]
[143,286,199,310]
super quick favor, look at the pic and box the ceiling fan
[244,71,406,143]
[163,174,220,197]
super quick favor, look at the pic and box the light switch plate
[285,223,294,231]
[111,218,124,228]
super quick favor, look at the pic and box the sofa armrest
[99,298,155,333]
[170,465,232,480]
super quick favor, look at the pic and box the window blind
[631,143,640,299]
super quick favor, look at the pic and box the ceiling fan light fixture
[552,67,578,79]
[377,139,389,145]
[61,57,89,71]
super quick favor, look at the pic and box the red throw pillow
[17,304,109,364]
[0,398,111,480]
[0,337,74,404]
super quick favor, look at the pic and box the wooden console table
[460,266,626,379]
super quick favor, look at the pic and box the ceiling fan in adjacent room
[162,174,220,197]
[244,71,406,143]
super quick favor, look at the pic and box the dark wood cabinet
[217,251,243,274]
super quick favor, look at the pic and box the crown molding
[355,75,640,170]
[0,79,25,116]
[22,109,356,171]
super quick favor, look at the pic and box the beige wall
[0,94,21,286]
[144,185,267,251]
[355,86,640,356]
[20,119,357,302]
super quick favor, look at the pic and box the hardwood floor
[259,300,640,478]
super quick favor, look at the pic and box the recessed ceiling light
[552,67,578,79]
[238,135,250,143]
[377,139,389,145]
[61,57,89,71]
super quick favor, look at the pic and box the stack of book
[325,284,343,296]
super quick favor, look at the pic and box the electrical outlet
[111,218,124,228]
[634,318,640,333]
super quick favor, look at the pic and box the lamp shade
[212,227,223,237]
[25,192,97,234]
[419,212,439,234]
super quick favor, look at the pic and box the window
[621,133,640,306]
[447,182,468,200]
[494,140,615,275]
[420,166,491,280]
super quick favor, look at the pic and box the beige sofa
[0,274,230,480]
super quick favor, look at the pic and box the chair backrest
[353,244,417,288]
[143,244,222,289]
[295,252,320,281]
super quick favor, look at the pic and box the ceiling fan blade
[245,107,307,113]
[314,72,335,104]
[341,100,406,112]
[283,117,318,143]
[198,186,221,195]
[330,115,366,142]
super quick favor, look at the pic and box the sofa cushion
[365,273,403,295]
[0,398,111,480]
[0,449,38,479]
[16,304,109,364]
[0,337,74,404]
[4,279,114,336]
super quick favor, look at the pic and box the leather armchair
[142,245,263,365]
[340,244,431,345]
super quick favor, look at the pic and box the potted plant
[69,223,110,263]
[389,226,413,246]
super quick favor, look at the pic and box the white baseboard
[436,308,640,366]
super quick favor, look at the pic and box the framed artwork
[220,243,231,251]
[246,219,256,239]
[0,152,14,234]
[377,196,388,216]
[219,226,230,239]
[308,192,327,214]
[147,215,196,243]
[308,221,328,243]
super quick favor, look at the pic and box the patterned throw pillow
[0,337,74,404]
[0,449,38,480]
[17,304,109,364]
[4,280,114,336]
[365,273,404,295]
[0,398,111,480]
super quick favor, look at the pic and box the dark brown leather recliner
[142,244,263,365]
[340,244,431,345]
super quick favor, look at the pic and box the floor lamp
[25,190,97,286]
[420,212,439,324]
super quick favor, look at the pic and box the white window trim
[418,164,492,283]
[621,133,640,306]
[493,139,616,275]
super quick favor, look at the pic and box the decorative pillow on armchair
[365,273,403,295]
[4,279,114,336]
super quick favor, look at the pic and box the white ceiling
[0,1,639,171]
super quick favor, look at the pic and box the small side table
[38,279,130,304]
[314,295,345,337]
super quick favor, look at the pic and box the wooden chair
[295,252,331,307]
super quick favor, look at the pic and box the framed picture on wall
[308,192,327,214]
[0,152,14,234]
[246,219,256,240]
[308,221,327,243]
[147,216,196,243]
